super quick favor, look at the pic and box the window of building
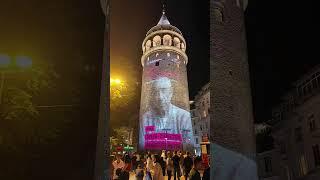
[203,110,207,118]
[295,127,303,142]
[236,0,241,7]
[155,61,159,66]
[181,43,186,51]
[213,8,223,22]
[309,114,316,132]
[299,154,308,176]
[194,129,198,135]
[312,144,320,166]
[280,141,286,154]
[163,34,172,46]
[200,125,203,131]
[264,157,272,173]
[195,138,199,144]
[153,35,161,47]
[145,40,152,51]
[173,37,181,48]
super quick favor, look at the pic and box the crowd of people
[111,150,210,180]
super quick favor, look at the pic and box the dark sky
[245,0,318,122]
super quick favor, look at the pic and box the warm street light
[110,78,122,85]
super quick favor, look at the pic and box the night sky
[0,0,318,178]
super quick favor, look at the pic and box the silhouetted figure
[189,156,202,180]
[172,151,181,180]
[183,152,193,179]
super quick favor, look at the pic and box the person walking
[166,152,174,180]
[183,152,193,180]
[172,151,181,180]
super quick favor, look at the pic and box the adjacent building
[258,65,320,180]
[191,83,210,155]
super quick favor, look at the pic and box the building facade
[191,83,210,155]
[138,10,194,152]
[95,0,110,180]
[210,0,256,159]
[259,65,320,180]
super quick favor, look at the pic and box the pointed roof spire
[157,0,170,25]
[162,1,166,15]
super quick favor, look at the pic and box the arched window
[145,40,152,51]
[173,37,181,48]
[213,8,223,22]
[153,35,161,47]
[181,43,186,51]
[163,34,172,46]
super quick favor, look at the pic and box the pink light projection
[145,68,178,80]
[144,126,182,150]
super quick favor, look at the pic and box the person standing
[135,164,144,180]
[112,154,125,180]
[145,154,153,180]
[151,154,164,180]
[183,152,193,179]
[189,157,202,180]
[166,152,174,180]
[172,151,181,180]
[136,153,141,169]
[159,151,167,176]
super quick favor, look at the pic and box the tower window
[155,61,159,66]
[309,114,316,132]
[213,8,223,22]
[153,35,161,47]
[313,144,320,166]
[295,127,303,142]
[264,157,272,173]
[236,0,241,7]
[163,34,172,46]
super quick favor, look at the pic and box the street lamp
[0,54,32,105]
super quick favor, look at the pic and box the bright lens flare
[110,78,122,85]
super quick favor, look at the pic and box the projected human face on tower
[152,77,172,112]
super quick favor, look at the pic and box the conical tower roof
[157,11,170,25]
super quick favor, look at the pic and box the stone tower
[139,10,194,152]
[210,0,256,159]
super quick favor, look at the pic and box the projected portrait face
[153,78,173,109]
[139,76,194,151]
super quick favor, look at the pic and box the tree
[110,56,139,112]
[0,62,61,150]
